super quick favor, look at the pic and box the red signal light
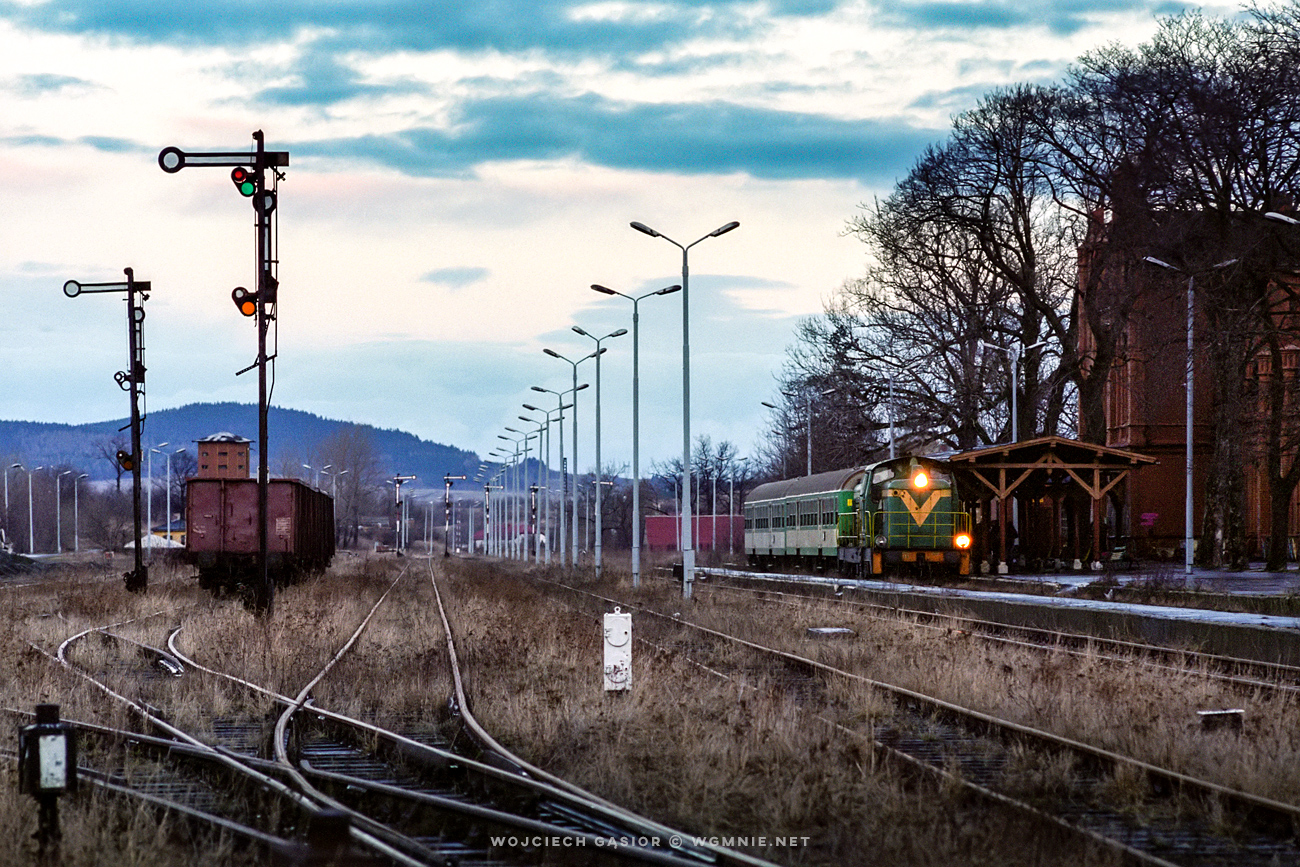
[230,166,256,197]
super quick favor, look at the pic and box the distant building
[195,432,251,479]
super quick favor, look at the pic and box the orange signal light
[954,533,972,549]
[231,286,257,317]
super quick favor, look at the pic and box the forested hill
[0,402,481,485]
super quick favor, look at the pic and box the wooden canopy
[948,436,1158,568]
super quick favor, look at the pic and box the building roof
[195,432,252,444]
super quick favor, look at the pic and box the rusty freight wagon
[185,477,335,593]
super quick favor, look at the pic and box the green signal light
[230,167,256,197]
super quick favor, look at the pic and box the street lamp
[1142,255,1237,576]
[73,474,88,553]
[631,219,740,598]
[591,282,681,587]
[517,414,549,562]
[532,383,588,567]
[155,446,184,548]
[571,325,627,577]
[543,346,604,567]
[55,470,71,553]
[13,465,39,554]
[498,432,529,559]
[443,474,467,557]
[146,442,168,556]
[976,342,1046,444]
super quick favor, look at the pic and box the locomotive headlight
[954,533,972,550]
[912,471,929,489]
[874,534,889,548]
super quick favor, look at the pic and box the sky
[0,0,1232,476]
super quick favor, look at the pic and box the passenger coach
[744,455,972,577]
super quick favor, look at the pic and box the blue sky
[0,0,1222,473]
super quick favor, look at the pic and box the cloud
[255,50,427,107]
[0,0,815,55]
[8,73,97,97]
[877,0,1157,36]
[298,93,942,183]
[420,266,489,288]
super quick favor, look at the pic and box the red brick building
[195,432,251,479]
[1086,244,1300,560]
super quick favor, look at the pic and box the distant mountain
[0,402,482,487]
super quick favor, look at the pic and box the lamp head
[572,325,590,337]
[611,328,628,338]
[591,284,616,296]
[543,348,560,359]
[711,221,740,237]
[630,221,660,238]
[657,284,682,296]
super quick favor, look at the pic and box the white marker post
[603,607,631,692]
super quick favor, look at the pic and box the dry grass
[2,548,1291,865]
[664,584,1300,808]
[439,558,1121,866]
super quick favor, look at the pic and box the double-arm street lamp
[517,414,549,562]
[591,283,681,587]
[630,219,740,598]
[543,346,604,567]
[1142,255,1237,576]
[571,325,627,577]
[531,383,587,567]
[73,473,88,553]
[11,464,40,555]
[977,340,1047,444]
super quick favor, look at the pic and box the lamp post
[730,457,747,556]
[14,464,38,554]
[524,401,574,565]
[976,339,1045,572]
[506,425,540,560]
[543,346,603,567]
[497,433,528,559]
[591,282,681,587]
[976,342,1046,444]
[631,219,740,599]
[443,474,467,557]
[518,415,549,562]
[156,446,184,548]
[570,325,627,577]
[146,442,168,557]
[531,385,586,565]
[55,470,70,553]
[1142,255,1237,576]
[73,474,87,553]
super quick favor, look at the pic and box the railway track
[536,574,1300,867]
[684,568,1300,698]
[20,559,773,866]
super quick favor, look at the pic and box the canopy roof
[948,435,1157,501]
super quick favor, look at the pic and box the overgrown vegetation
[3,553,1295,864]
